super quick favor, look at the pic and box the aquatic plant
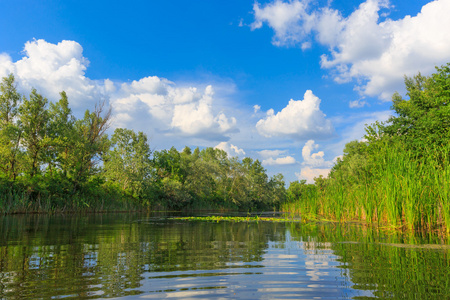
[171,216,300,223]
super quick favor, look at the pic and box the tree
[268,173,286,207]
[18,89,50,178]
[47,91,76,176]
[69,101,111,189]
[0,75,21,180]
[104,128,152,199]
[287,179,316,205]
[0,74,20,126]
[375,63,450,154]
[241,157,270,208]
[328,140,370,186]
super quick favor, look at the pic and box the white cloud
[252,0,450,100]
[114,80,237,140]
[263,156,296,166]
[0,39,105,108]
[214,142,246,157]
[251,0,314,46]
[259,149,296,166]
[256,90,334,140]
[301,41,312,50]
[0,53,14,76]
[319,0,390,68]
[258,149,286,159]
[296,167,330,184]
[295,139,339,183]
[302,140,329,167]
[349,99,368,108]
[170,86,237,137]
[0,39,238,142]
[253,104,261,113]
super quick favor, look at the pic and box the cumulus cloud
[113,79,237,140]
[0,39,105,108]
[263,156,296,166]
[214,142,246,157]
[349,99,368,108]
[302,140,330,167]
[0,39,238,141]
[256,90,334,139]
[252,0,450,100]
[251,0,314,46]
[296,139,337,183]
[296,167,330,184]
[259,149,296,166]
[259,149,286,159]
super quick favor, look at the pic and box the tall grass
[0,180,152,214]
[283,141,450,234]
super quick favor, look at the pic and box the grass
[0,181,152,214]
[282,141,450,235]
[171,215,300,223]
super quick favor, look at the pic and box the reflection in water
[0,213,449,299]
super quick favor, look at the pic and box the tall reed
[284,141,450,234]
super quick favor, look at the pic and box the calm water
[0,212,449,299]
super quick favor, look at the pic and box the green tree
[268,173,286,207]
[104,128,152,200]
[328,140,370,186]
[18,89,51,178]
[153,147,185,182]
[69,102,111,190]
[0,74,22,180]
[375,63,450,154]
[0,74,20,126]
[241,158,270,208]
[287,180,308,200]
[152,147,191,208]
[47,91,76,176]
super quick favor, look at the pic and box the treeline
[284,63,450,234]
[0,74,285,213]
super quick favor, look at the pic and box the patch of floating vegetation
[171,216,301,223]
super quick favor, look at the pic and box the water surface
[0,213,449,299]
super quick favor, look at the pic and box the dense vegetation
[284,64,450,234]
[0,74,285,213]
[2,63,449,234]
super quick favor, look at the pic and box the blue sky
[1,0,449,183]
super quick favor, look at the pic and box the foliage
[378,63,450,155]
[0,74,285,213]
[284,63,450,234]
[0,75,117,212]
[172,215,300,222]
[19,88,51,178]
[104,128,152,201]
[151,146,285,210]
[0,74,22,180]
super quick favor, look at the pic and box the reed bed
[0,182,149,214]
[283,142,450,234]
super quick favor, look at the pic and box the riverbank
[282,65,450,236]
[282,141,450,236]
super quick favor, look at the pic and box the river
[0,212,449,299]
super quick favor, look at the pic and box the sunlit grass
[282,141,450,235]
[171,216,300,223]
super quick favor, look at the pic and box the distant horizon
[1,0,449,183]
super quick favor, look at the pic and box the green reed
[0,181,149,214]
[172,215,300,223]
[283,141,450,234]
